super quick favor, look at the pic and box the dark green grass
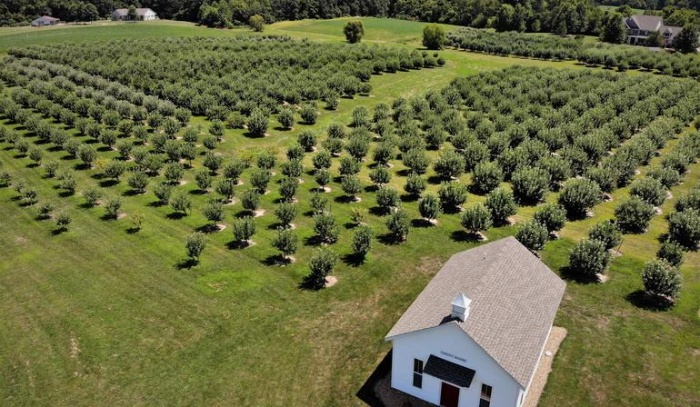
[0,18,699,407]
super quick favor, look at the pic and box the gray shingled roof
[385,236,566,387]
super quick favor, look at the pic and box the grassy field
[0,18,699,407]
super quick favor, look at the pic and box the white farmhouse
[385,236,566,407]
[111,8,158,21]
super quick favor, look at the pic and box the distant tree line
[5,0,700,38]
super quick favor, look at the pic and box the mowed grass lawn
[0,18,699,407]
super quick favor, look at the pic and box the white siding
[390,323,523,407]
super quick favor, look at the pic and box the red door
[440,382,460,407]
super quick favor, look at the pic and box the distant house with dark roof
[31,16,60,27]
[623,15,681,46]
[385,237,566,407]
[111,8,157,21]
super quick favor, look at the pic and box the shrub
[195,169,213,191]
[77,144,97,168]
[588,220,622,251]
[351,106,370,128]
[104,160,126,180]
[433,150,464,181]
[310,193,329,215]
[516,221,549,252]
[127,171,149,194]
[37,201,54,220]
[461,204,493,235]
[215,179,236,202]
[170,193,192,215]
[533,204,566,233]
[386,208,411,242]
[314,169,331,189]
[404,174,427,197]
[558,179,602,219]
[247,109,269,137]
[674,189,700,212]
[423,24,446,50]
[403,149,430,174]
[222,159,246,182]
[281,159,303,178]
[344,20,364,43]
[376,187,400,211]
[274,203,297,228]
[418,193,442,221]
[233,217,256,245]
[164,163,184,185]
[657,241,684,267]
[485,188,517,225]
[314,213,340,243]
[333,156,359,177]
[568,239,610,280]
[153,182,172,204]
[272,228,298,260]
[278,108,295,129]
[249,14,264,32]
[511,167,551,204]
[104,196,123,219]
[278,177,299,202]
[83,187,102,207]
[306,248,338,289]
[313,151,332,170]
[630,177,666,207]
[369,167,391,186]
[351,226,374,258]
[185,232,206,261]
[667,209,700,249]
[241,189,261,212]
[642,259,682,302]
[615,197,655,234]
[249,169,271,193]
[55,212,71,231]
[256,151,277,170]
[341,175,362,199]
[471,161,503,194]
[300,104,318,125]
[646,167,681,190]
[202,201,224,225]
[203,152,223,174]
[438,182,468,212]
[346,136,370,161]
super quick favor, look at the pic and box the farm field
[1,17,700,407]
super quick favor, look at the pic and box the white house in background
[111,8,158,21]
[623,15,681,46]
[385,236,566,407]
[31,16,60,27]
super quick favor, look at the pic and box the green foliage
[615,197,655,234]
[344,20,364,43]
[673,25,699,53]
[351,225,374,258]
[433,150,464,181]
[36,201,54,220]
[249,14,265,32]
[271,228,299,259]
[300,104,318,125]
[247,109,269,138]
[104,196,123,219]
[515,221,549,252]
[403,149,430,174]
[307,248,338,288]
[601,13,626,44]
[485,187,517,225]
[375,187,400,211]
[127,171,149,194]
[233,217,256,244]
[667,209,700,249]
[460,204,492,235]
[55,212,71,231]
[385,207,410,242]
[657,241,684,267]
[630,177,666,207]
[569,239,610,280]
[404,174,427,197]
[164,163,184,185]
[185,232,206,261]
[588,220,622,251]
[82,187,101,208]
[310,193,329,215]
[274,203,297,228]
[278,177,299,202]
[369,167,391,186]
[170,193,192,215]
[423,24,446,50]
[438,182,467,212]
[471,161,503,194]
[642,260,682,302]
[298,131,317,152]
[558,178,602,219]
[249,169,271,193]
[511,167,550,204]
[240,189,261,212]
[341,175,362,199]
[533,203,566,233]
[201,201,224,224]
[195,169,213,192]
[314,213,340,243]
[104,160,126,180]
[153,182,173,205]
